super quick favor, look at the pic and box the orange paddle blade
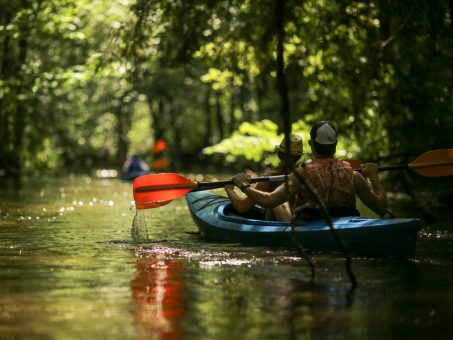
[409,149,453,177]
[133,173,197,209]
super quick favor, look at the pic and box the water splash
[131,209,149,242]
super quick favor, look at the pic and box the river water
[1,175,452,339]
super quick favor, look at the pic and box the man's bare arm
[232,171,302,208]
[353,168,388,216]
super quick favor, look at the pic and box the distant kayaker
[225,133,304,220]
[122,154,149,181]
[232,121,388,221]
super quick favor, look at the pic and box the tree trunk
[275,0,291,136]
[215,91,224,142]
[450,0,453,32]
[255,74,268,121]
[168,96,181,169]
[115,92,133,164]
[202,87,212,146]
[153,98,166,140]
[9,31,30,177]
[239,82,249,122]
[228,89,236,133]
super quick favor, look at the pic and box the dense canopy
[1,0,452,179]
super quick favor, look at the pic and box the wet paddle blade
[133,173,197,209]
[135,199,176,209]
[409,149,453,177]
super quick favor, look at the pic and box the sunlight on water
[134,245,233,260]
[131,209,148,241]
[419,227,452,240]
[1,176,452,339]
[199,259,254,268]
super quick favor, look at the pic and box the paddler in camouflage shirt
[233,121,388,221]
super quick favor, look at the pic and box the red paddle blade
[133,173,197,209]
[409,149,453,177]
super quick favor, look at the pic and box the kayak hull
[186,191,422,258]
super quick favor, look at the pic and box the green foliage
[203,119,362,168]
[127,100,152,155]
[204,120,282,167]
[1,0,452,179]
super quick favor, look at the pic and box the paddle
[133,149,453,209]
[133,173,288,209]
[346,149,453,177]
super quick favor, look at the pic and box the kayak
[185,191,422,258]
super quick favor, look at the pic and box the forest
[1,1,452,189]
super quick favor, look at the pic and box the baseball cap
[310,121,337,156]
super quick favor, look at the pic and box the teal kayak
[186,191,422,258]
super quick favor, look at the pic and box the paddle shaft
[137,157,453,194]
[135,175,288,193]
[373,160,453,172]
[207,159,451,183]
[194,174,288,191]
[377,164,408,171]
[137,158,451,193]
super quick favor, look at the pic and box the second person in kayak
[225,133,304,220]
[232,121,388,222]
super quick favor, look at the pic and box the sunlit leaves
[203,120,280,165]
[204,120,311,167]
[200,68,234,91]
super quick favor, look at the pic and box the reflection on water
[0,176,452,339]
[131,255,184,339]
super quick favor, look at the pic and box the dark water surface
[1,175,452,339]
